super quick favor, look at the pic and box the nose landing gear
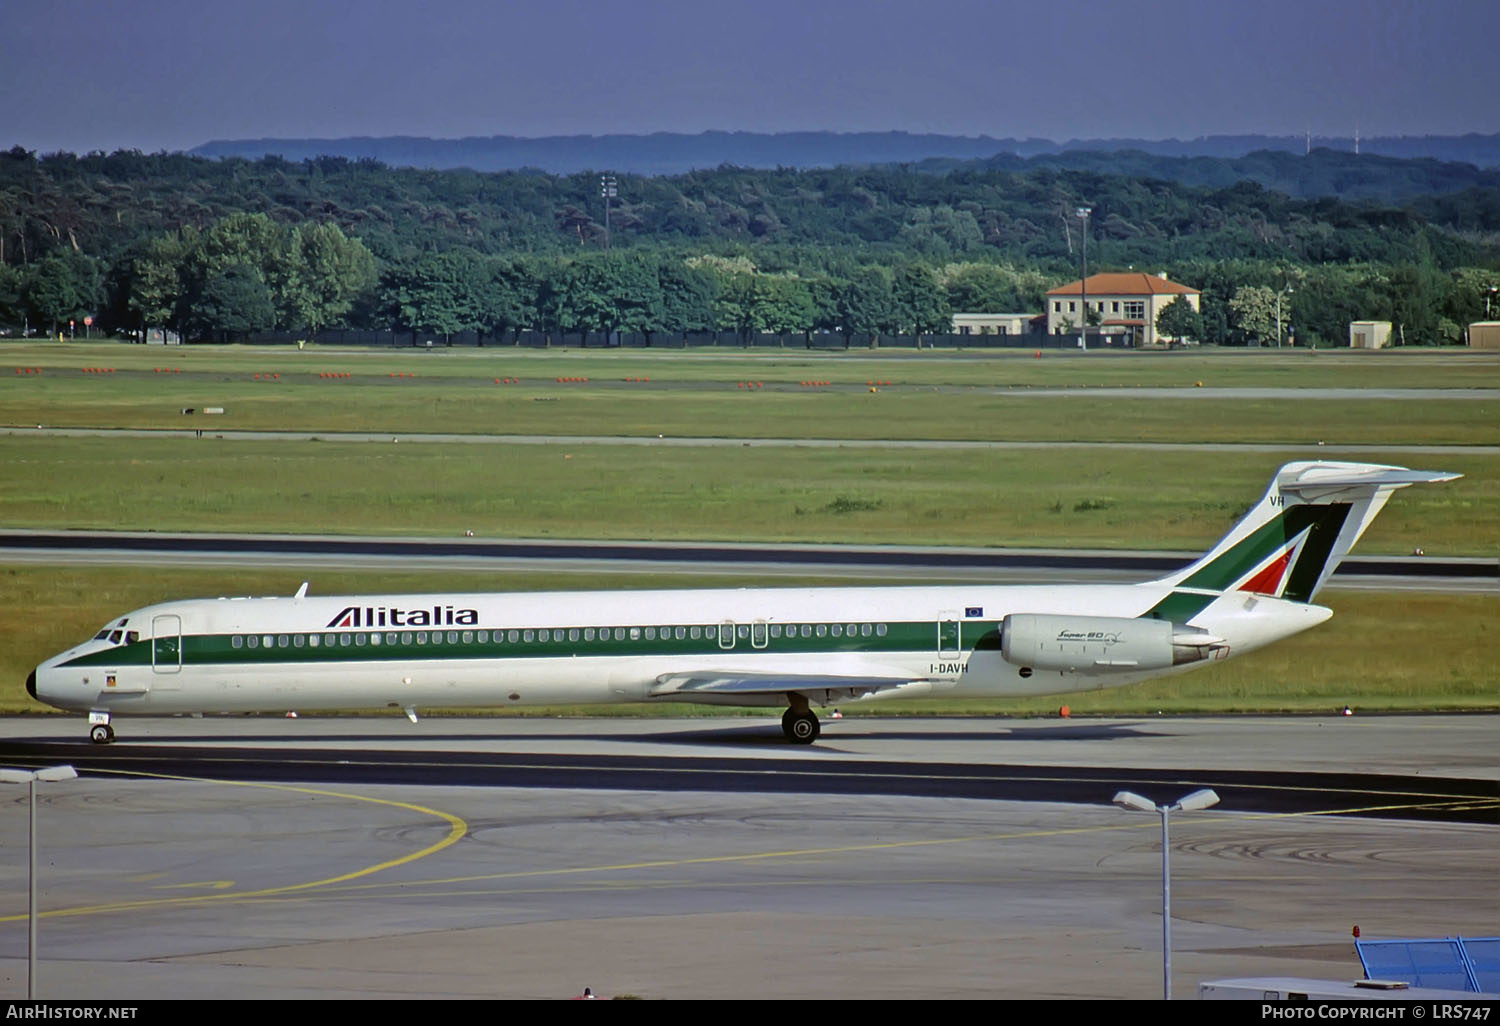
[88,713,115,745]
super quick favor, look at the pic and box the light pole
[1076,206,1092,350]
[1487,286,1497,319]
[1112,788,1220,1000]
[599,174,618,251]
[1,765,77,998]
[1275,286,1294,348]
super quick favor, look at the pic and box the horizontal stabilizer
[1278,465,1461,502]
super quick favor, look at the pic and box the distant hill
[919,148,1500,203]
[190,130,1500,177]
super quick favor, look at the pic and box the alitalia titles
[327,605,479,629]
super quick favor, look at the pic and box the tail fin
[1153,461,1460,604]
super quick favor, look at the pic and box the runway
[1,529,1492,589]
[0,715,1494,999]
[6,423,1499,455]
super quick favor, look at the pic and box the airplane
[27,461,1457,745]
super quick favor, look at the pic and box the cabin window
[370,634,382,646]
[815,624,827,638]
[583,628,594,641]
[538,629,550,643]
[324,634,336,647]
[277,635,289,648]
[355,634,367,647]
[402,632,413,645]
[247,635,259,648]
[630,627,641,641]
[644,627,656,640]
[831,624,842,637]
[799,624,811,638]
[508,630,519,643]
[308,634,320,648]
[294,635,305,648]
[447,631,458,644]
[614,628,626,641]
[232,636,243,649]
[718,622,734,649]
[523,630,534,643]
[478,631,488,643]
[877,623,888,636]
[568,629,579,642]
[416,632,427,645]
[462,631,472,644]
[689,626,702,640]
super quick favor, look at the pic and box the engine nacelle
[1000,614,1179,673]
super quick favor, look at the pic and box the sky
[3,0,1499,155]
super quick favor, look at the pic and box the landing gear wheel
[781,709,820,744]
[89,723,114,745]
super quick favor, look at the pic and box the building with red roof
[1045,272,1201,347]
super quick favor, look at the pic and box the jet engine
[999,614,1222,673]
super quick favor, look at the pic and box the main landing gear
[781,694,820,744]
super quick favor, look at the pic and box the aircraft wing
[649,669,923,699]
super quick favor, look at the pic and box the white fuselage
[30,581,1331,718]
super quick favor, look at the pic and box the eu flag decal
[965,607,983,618]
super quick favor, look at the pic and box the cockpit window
[108,630,123,644]
[125,631,139,645]
[94,629,111,640]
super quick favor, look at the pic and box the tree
[752,276,815,340]
[474,257,536,343]
[892,264,951,344]
[1228,285,1279,346]
[840,267,897,347]
[1155,297,1203,345]
[656,259,718,338]
[380,251,485,342]
[941,263,1019,312]
[1386,266,1443,345]
[192,213,297,326]
[183,263,275,341]
[290,222,377,338]
[126,233,189,341]
[0,262,23,329]
[25,250,100,335]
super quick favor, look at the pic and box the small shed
[1469,322,1500,349]
[1349,321,1392,349]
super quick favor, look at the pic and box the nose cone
[26,668,37,700]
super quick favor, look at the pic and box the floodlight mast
[1075,206,1092,349]
[600,174,618,251]
[1,765,77,998]
[1112,788,1220,999]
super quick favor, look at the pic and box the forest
[1,146,1497,347]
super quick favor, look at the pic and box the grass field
[3,342,1498,446]
[1,436,1494,553]
[2,565,1493,717]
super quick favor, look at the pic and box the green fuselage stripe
[63,619,999,669]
